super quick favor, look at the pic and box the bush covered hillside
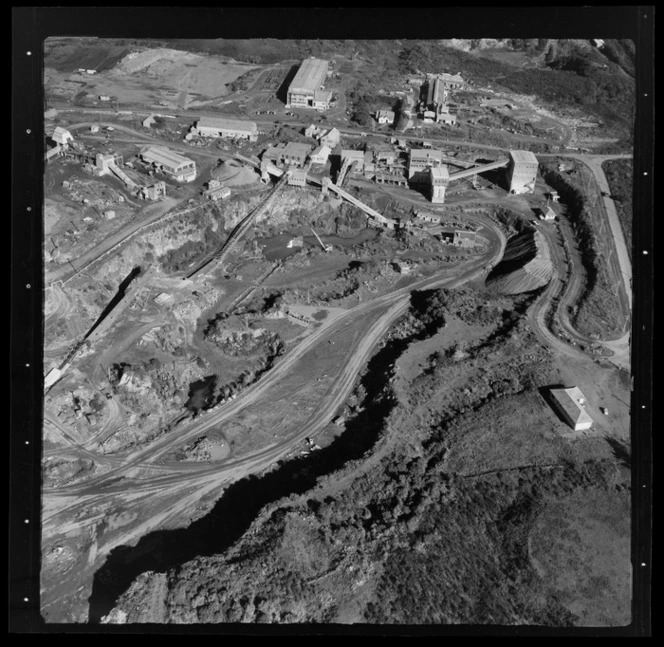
[102,287,631,626]
[602,159,634,261]
[149,38,635,139]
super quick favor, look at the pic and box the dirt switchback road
[41,221,507,621]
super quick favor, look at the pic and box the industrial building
[194,116,258,142]
[140,146,197,182]
[548,386,594,431]
[52,126,74,146]
[507,150,538,194]
[204,185,232,201]
[281,142,312,167]
[429,166,450,203]
[452,231,480,248]
[287,57,332,110]
[341,149,365,173]
[375,171,408,187]
[438,72,466,91]
[287,168,308,187]
[438,111,457,126]
[139,181,167,201]
[408,149,445,182]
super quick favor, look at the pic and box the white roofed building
[507,150,538,195]
[194,116,258,142]
[429,166,449,204]
[287,58,331,109]
[408,148,444,183]
[319,127,341,149]
[548,386,594,431]
[141,146,197,182]
[52,126,74,146]
[376,110,396,125]
[309,144,331,165]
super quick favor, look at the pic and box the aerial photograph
[35,26,643,629]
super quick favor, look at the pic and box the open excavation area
[39,34,637,628]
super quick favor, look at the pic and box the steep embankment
[98,287,631,627]
[485,228,553,294]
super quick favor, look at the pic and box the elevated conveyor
[187,173,290,279]
[107,160,138,189]
[448,158,509,182]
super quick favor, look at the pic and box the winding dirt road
[41,218,507,621]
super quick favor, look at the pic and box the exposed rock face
[485,228,553,294]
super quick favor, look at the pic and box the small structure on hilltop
[538,205,557,221]
[548,386,594,431]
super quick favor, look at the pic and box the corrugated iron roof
[510,149,538,164]
[430,166,449,179]
[283,142,312,157]
[410,149,443,161]
[142,146,194,170]
[289,57,329,94]
[550,387,594,427]
[197,116,257,134]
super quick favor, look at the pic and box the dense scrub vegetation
[100,285,628,626]
[539,161,624,337]
[602,159,633,261]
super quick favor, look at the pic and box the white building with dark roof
[287,58,331,109]
[195,116,258,142]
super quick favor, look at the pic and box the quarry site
[37,35,638,628]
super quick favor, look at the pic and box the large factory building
[507,150,538,194]
[287,57,332,110]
